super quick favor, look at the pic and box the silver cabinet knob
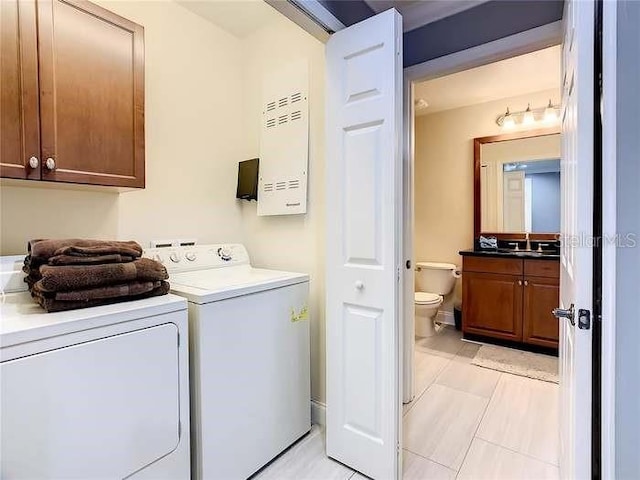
[355,280,364,290]
[524,280,529,286]
[518,280,523,286]
[45,157,56,170]
[28,156,39,169]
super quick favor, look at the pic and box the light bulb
[502,108,516,129]
[414,98,429,110]
[543,99,558,123]
[522,103,535,126]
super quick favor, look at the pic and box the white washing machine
[143,244,311,480]
[0,255,191,479]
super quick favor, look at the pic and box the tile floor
[254,326,560,480]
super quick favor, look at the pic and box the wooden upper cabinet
[1,0,144,187]
[37,0,144,187]
[1,0,41,180]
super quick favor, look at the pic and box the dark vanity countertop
[459,249,560,260]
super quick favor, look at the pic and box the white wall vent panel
[258,59,309,216]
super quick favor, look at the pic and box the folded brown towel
[47,253,135,266]
[53,244,142,259]
[23,254,47,270]
[24,273,39,290]
[28,239,142,261]
[37,258,168,292]
[34,281,170,313]
[32,280,160,301]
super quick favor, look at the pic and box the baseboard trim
[311,400,326,426]
[437,310,455,326]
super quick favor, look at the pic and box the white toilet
[415,262,459,337]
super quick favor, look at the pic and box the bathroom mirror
[474,128,561,238]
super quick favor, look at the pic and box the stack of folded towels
[23,239,170,313]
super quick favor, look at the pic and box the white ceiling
[364,0,488,32]
[176,0,280,38]
[414,45,561,115]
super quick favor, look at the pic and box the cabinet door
[462,271,523,341]
[1,0,40,180]
[37,0,144,187]
[523,276,559,348]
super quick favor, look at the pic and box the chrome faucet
[525,232,532,252]
[537,242,553,253]
[507,241,520,251]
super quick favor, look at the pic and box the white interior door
[557,0,594,478]
[326,8,402,480]
[502,170,525,231]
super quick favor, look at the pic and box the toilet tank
[415,262,458,295]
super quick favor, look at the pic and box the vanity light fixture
[543,99,559,123]
[522,103,535,126]
[496,101,560,129]
[502,107,516,129]
[414,98,429,111]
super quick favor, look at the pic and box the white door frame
[401,20,562,403]
[600,1,617,477]
[402,14,615,478]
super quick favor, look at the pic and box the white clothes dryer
[0,255,191,479]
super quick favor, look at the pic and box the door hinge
[397,267,401,282]
[578,309,591,330]
[178,420,182,437]
[177,332,180,347]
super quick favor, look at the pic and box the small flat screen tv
[236,158,259,201]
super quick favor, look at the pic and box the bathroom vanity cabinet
[461,253,559,350]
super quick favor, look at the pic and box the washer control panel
[143,244,250,272]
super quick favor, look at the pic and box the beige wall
[414,88,559,302]
[481,134,561,164]
[238,17,326,404]
[1,0,246,253]
[0,184,120,252]
[107,0,246,246]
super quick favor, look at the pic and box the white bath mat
[471,344,559,383]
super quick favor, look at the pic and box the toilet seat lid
[414,292,441,305]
